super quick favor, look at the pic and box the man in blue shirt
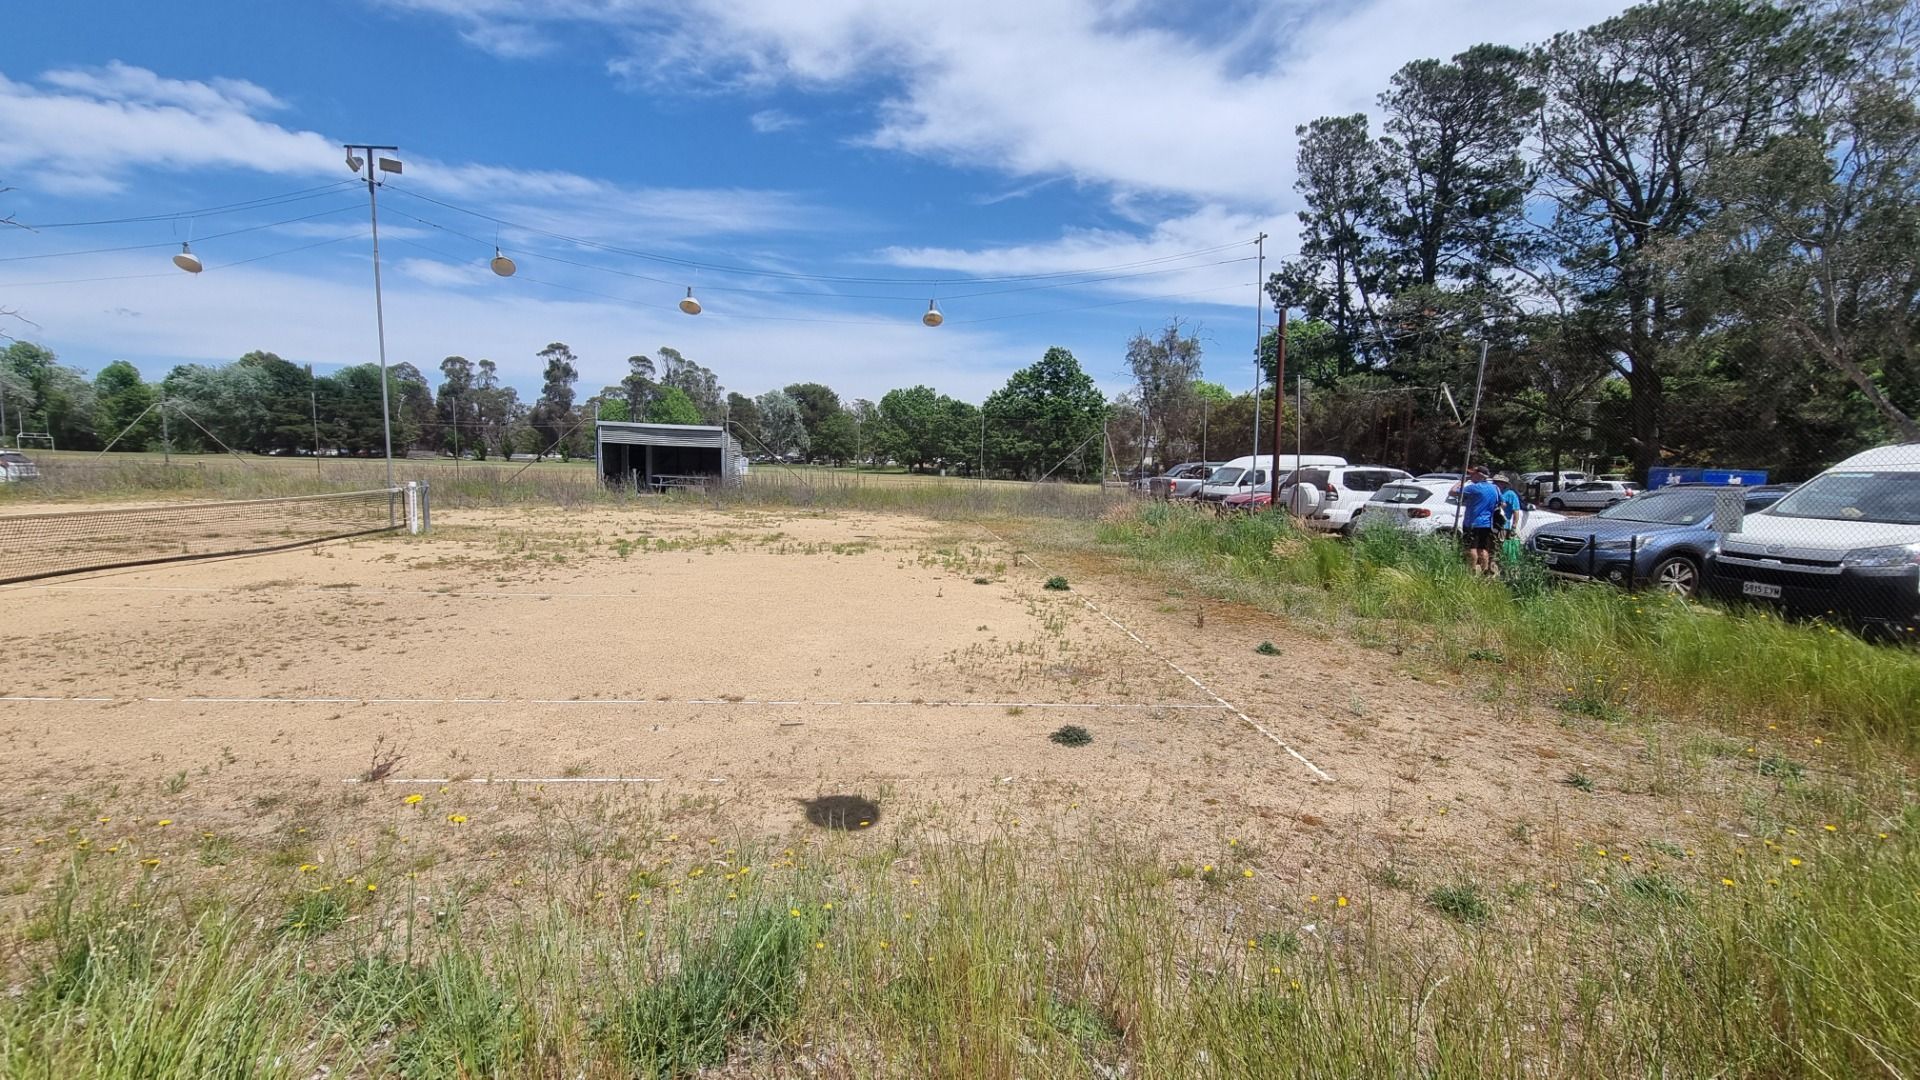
[1458,466,1501,575]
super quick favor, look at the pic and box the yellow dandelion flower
[1269,966,1282,975]
[790,908,802,917]
[1337,896,1349,907]
[1202,864,1214,873]
[1597,847,1608,856]
[1621,855,1632,863]
[1290,980,1301,991]
[813,941,825,950]
[1721,878,1736,888]
[903,912,914,921]
[1228,838,1238,846]
[156,819,173,827]
[1813,737,1824,746]
[511,877,523,886]
[629,893,642,902]
[366,883,377,892]
[447,814,467,824]
[1789,858,1802,867]
[1242,869,1254,879]
[1822,824,1837,833]
[404,794,424,805]
[859,820,870,827]
[1437,807,1448,815]
[97,816,110,823]
[1246,939,1258,949]
[879,941,891,950]
[1786,828,1799,835]
[1878,832,1890,840]
[298,863,318,873]
[1307,894,1319,903]
[823,901,834,910]
[142,858,160,867]
[727,891,737,900]
[1767,877,1780,885]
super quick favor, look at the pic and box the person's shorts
[1467,527,1495,551]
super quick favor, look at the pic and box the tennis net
[0,488,403,585]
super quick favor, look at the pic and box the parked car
[1148,462,1223,499]
[1274,465,1414,534]
[1519,470,1589,502]
[1544,479,1638,511]
[1352,479,1568,539]
[1528,483,1794,597]
[1705,444,1920,635]
[1196,454,1347,503]
[0,451,40,483]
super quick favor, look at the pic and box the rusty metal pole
[1269,302,1287,508]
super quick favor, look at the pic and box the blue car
[1527,484,1794,597]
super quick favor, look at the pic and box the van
[1705,443,1920,636]
[1196,454,1347,503]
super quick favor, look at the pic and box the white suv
[0,451,40,483]
[1706,443,1920,635]
[1277,465,1414,534]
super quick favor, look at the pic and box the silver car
[1148,462,1223,499]
[0,451,40,483]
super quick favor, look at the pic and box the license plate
[1545,554,1562,566]
[1742,581,1783,600]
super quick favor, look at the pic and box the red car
[1220,490,1272,513]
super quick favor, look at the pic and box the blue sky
[2,0,1626,403]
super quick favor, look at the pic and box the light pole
[345,144,402,493]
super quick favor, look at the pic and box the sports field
[1,492,1913,1077]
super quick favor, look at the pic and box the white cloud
[380,0,1631,207]
[748,108,801,133]
[0,62,828,241]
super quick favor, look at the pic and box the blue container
[1646,467,1769,489]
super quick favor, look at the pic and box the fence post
[405,480,422,535]
[420,480,431,533]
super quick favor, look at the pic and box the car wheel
[1546,497,1565,510]
[1649,555,1700,598]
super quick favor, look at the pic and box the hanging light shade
[490,248,517,277]
[172,242,203,274]
[922,299,943,327]
[679,286,702,316]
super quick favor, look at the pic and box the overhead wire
[14,182,362,229]
[0,202,365,263]
[381,185,1252,286]
[0,230,368,289]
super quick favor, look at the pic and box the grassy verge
[1088,502,1920,749]
[2,811,1913,1077]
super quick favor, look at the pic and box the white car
[1275,465,1414,534]
[1196,453,1347,503]
[1544,479,1638,511]
[1706,443,1920,633]
[1352,480,1568,539]
[0,451,40,482]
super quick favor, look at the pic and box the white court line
[345,775,1010,785]
[975,524,1336,782]
[0,694,1228,711]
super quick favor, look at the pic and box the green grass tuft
[1048,724,1093,747]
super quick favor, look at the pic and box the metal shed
[595,421,743,492]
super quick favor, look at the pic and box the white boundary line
[345,775,1021,785]
[0,694,1227,711]
[975,524,1335,782]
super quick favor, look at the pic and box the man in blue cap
[1458,465,1500,576]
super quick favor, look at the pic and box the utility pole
[1251,232,1266,463]
[1270,301,1287,508]
[1462,339,1490,476]
[345,143,401,495]
[308,363,321,478]
[160,397,171,464]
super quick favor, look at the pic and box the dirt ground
[0,501,1729,902]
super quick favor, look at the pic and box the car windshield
[1595,489,1717,525]
[1765,470,1920,526]
[1209,467,1243,486]
[1372,485,1432,505]
[0,453,27,463]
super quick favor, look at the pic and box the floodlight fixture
[172,242,203,273]
[679,287,702,315]
[490,248,517,277]
[346,153,365,173]
[378,157,402,175]
[922,299,943,327]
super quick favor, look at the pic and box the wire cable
[0,202,363,263]
[0,230,368,288]
[15,182,361,229]
[382,185,1252,286]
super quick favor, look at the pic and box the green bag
[1500,537,1522,564]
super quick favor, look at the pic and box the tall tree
[1124,320,1206,466]
[1276,115,1389,372]
[645,386,705,425]
[983,346,1108,479]
[783,382,844,449]
[622,354,658,419]
[1536,0,1806,473]
[93,360,158,450]
[1376,45,1540,290]
[656,347,724,423]
[436,356,478,457]
[531,342,579,459]
[725,391,763,449]
[755,389,810,458]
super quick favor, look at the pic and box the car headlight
[1841,543,1920,568]
[1593,537,1637,551]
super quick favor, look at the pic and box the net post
[405,481,422,535]
[420,480,432,533]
